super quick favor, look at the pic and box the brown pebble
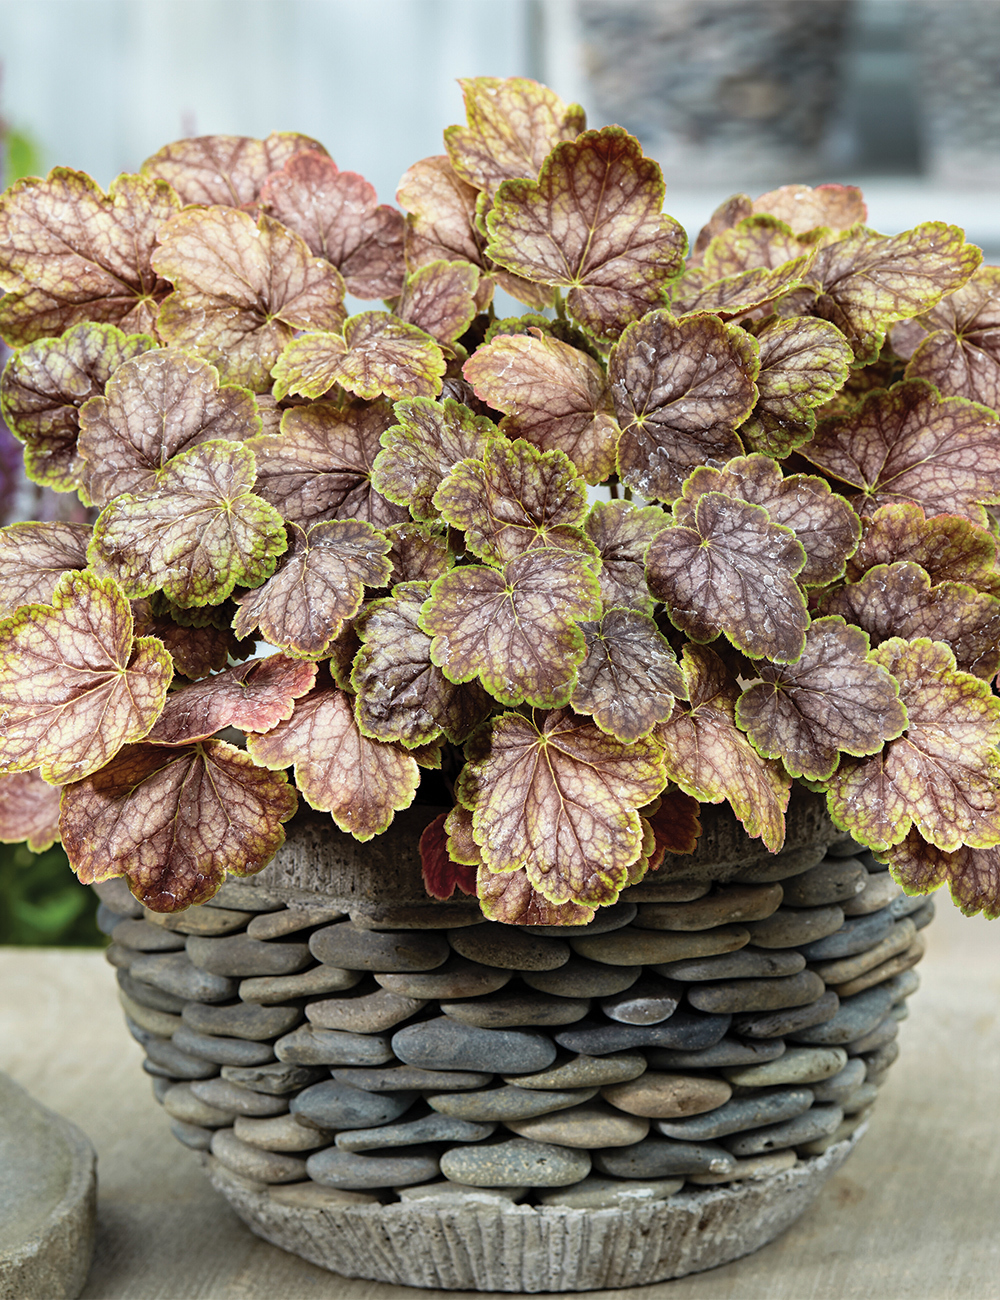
[572,926,750,967]
[146,905,253,936]
[522,958,639,999]
[602,1072,732,1119]
[211,1129,307,1183]
[448,926,570,971]
[637,884,782,931]
[246,906,345,940]
[832,935,925,998]
[233,1114,331,1152]
[374,956,512,999]
[688,970,826,1015]
[505,1101,650,1149]
[440,991,590,1028]
[305,987,427,1033]
[809,919,915,985]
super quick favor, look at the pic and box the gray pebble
[124,1015,163,1049]
[96,902,122,936]
[336,1115,496,1151]
[652,948,806,981]
[392,1017,557,1074]
[310,921,449,972]
[239,966,363,1004]
[305,987,427,1033]
[270,1183,380,1208]
[538,1175,683,1208]
[440,1138,590,1188]
[350,902,484,930]
[104,943,139,969]
[503,1052,647,1091]
[307,1146,440,1189]
[797,908,895,960]
[862,1041,900,1080]
[290,1080,417,1130]
[211,1128,308,1183]
[810,1058,867,1104]
[646,1037,786,1069]
[191,1078,289,1116]
[440,990,589,1028]
[724,1045,848,1087]
[119,992,182,1038]
[724,1104,843,1156]
[891,1001,909,1021]
[182,1001,301,1041]
[274,1025,393,1066]
[131,951,238,1003]
[111,919,186,951]
[808,919,915,985]
[375,957,512,999]
[572,925,750,966]
[599,974,682,1024]
[116,969,187,1015]
[427,1085,597,1122]
[522,958,639,999]
[655,1087,814,1140]
[847,1015,899,1056]
[142,1058,179,1080]
[732,845,826,883]
[687,1149,799,1184]
[911,898,936,930]
[187,934,311,978]
[246,905,344,940]
[151,1076,172,1103]
[172,1025,276,1068]
[170,1119,214,1150]
[163,1082,235,1128]
[843,1082,879,1114]
[826,838,867,858]
[221,1063,324,1095]
[594,1136,734,1178]
[621,880,710,902]
[93,877,143,918]
[731,989,840,1039]
[688,969,825,1015]
[233,1114,332,1152]
[522,900,637,938]
[396,1180,527,1204]
[144,1037,219,1079]
[780,859,867,907]
[889,892,930,920]
[204,882,286,911]
[841,872,901,915]
[636,884,783,931]
[885,969,920,1002]
[330,1065,493,1092]
[790,985,893,1045]
[149,904,253,936]
[746,906,845,949]
[507,1101,649,1148]
[448,926,570,971]
[555,1009,731,1056]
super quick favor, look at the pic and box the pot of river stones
[94,791,931,1292]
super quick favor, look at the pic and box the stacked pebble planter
[94,794,932,1292]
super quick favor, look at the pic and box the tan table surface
[2,890,998,1300]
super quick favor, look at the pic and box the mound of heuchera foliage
[0,77,998,922]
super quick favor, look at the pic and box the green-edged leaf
[736,616,906,782]
[0,571,172,783]
[800,379,1000,526]
[486,127,686,340]
[77,349,259,507]
[846,502,999,590]
[675,454,861,587]
[142,131,326,207]
[824,637,1000,852]
[739,317,853,458]
[571,607,685,743]
[904,264,1000,409]
[582,500,671,614]
[753,183,866,234]
[802,223,981,365]
[232,519,390,658]
[250,398,408,528]
[880,830,1000,920]
[445,802,483,864]
[397,155,489,271]
[353,581,492,747]
[0,170,179,346]
[477,865,596,926]
[646,493,808,663]
[394,260,479,344]
[419,547,600,708]
[272,311,445,402]
[0,770,62,851]
[462,329,619,484]
[701,215,822,279]
[0,522,91,617]
[0,322,157,491]
[610,311,759,502]
[371,396,498,522]
[445,76,586,199]
[434,438,591,564]
[384,521,453,586]
[153,207,347,392]
[60,739,297,910]
[132,600,241,681]
[246,675,419,840]
[90,440,286,606]
[147,654,318,745]
[821,561,1000,679]
[259,149,406,299]
[466,709,665,907]
[669,255,814,320]
[657,644,791,853]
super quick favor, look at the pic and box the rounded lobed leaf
[466,709,666,908]
[0,570,172,784]
[610,311,759,503]
[477,864,596,926]
[142,131,326,207]
[669,255,814,321]
[881,830,1000,920]
[700,215,822,280]
[89,440,287,607]
[419,547,601,709]
[752,183,867,234]
[0,521,92,618]
[846,502,999,590]
[394,260,480,344]
[397,155,488,273]
[0,770,62,852]
[60,739,297,911]
[571,608,685,743]
[645,789,702,861]
[582,500,671,614]
[903,264,1000,409]
[420,811,478,902]
[384,522,453,586]
[646,492,808,664]
[736,616,907,782]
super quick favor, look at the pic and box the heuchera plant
[0,77,999,923]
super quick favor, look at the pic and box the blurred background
[1,0,998,945]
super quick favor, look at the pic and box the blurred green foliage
[3,127,41,185]
[0,841,104,946]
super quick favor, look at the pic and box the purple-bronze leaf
[477,865,596,926]
[394,260,479,344]
[881,830,1000,920]
[846,502,999,591]
[583,500,671,614]
[421,812,478,901]
[384,521,453,586]
[753,183,867,234]
[0,521,91,617]
[0,770,62,851]
[903,264,1000,409]
[146,655,318,745]
[670,256,814,320]
[142,131,326,207]
[571,607,685,743]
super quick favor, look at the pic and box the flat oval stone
[246,905,345,940]
[191,1078,288,1116]
[843,1082,878,1114]
[522,958,638,999]
[375,957,512,999]
[841,871,901,915]
[269,1183,378,1208]
[555,1009,731,1056]
[646,1038,785,1069]
[211,1129,308,1183]
[826,837,867,858]
[848,1015,899,1056]
[234,1114,331,1151]
[335,1115,495,1151]
[172,1025,276,1067]
[131,952,238,1003]
[162,1082,235,1128]
[441,1138,590,1188]
[538,1175,683,1208]
[602,1072,731,1119]
[745,906,845,949]
[889,892,929,920]
[147,904,253,936]
[654,1087,813,1140]
[572,926,750,966]
[105,943,141,969]
[307,1146,439,1189]
[440,991,589,1028]
[723,1045,848,1087]
[275,1026,394,1066]
[305,988,427,1033]
[330,1065,493,1092]
[863,1040,900,1081]
[809,919,915,985]
[448,926,570,971]
[522,901,637,938]
[810,1057,867,1104]
[688,1148,798,1184]
[97,902,121,936]
[144,1038,219,1079]
[886,968,920,1002]
[186,934,312,977]
[427,1085,597,1122]
[599,974,682,1025]
[790,985,894,1045]
[911,899,936,930]
[731,989,840,1039]
[652,947,806,982]
[637,885,783,931]
[619,880,710,902]
[593,1137,734,1178]
[182,1001,301,1041]
[152,1076,173,1104]
[94,876,144,918]
[507,1100,649,1148]
[170,1119,213,1150]
[221,1063,324,1095]
[732,844,826,884]
[117,969,187,1014]
[239,966,363,1004]
[118,991,181,1039]
[780,859,867,907]
[797,907,895,961]
[350,902,484,930]
[724,1104,843,1156]
[205,882,285,911]
[111,919,186,951]
[391,1017,557,1074]
[310,922,449,972]
[832,935,924,997]
[504,1051,647,1091]
[688,969,826,1015]
[290,1081,417,1131]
